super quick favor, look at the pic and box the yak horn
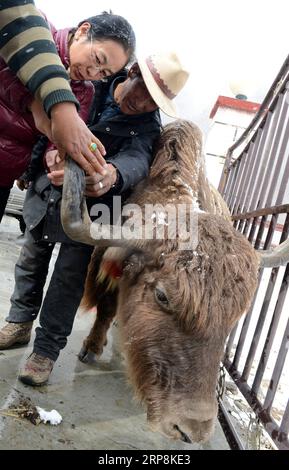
[61,156,105,245]
[61,157,145,250]
[258,239,289,268]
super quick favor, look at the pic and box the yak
[61,120,289,443]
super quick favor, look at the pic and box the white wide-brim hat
[138,52,189,118]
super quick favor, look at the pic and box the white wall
[205,105,256,188]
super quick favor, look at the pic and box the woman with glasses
[0,9,136,223]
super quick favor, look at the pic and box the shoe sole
[18,375,48,387]
[0,339,30,350]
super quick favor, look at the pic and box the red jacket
[0,17,94,188]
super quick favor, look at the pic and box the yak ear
[98,247,148,284]
[123,251,148,280]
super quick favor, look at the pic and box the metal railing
[218,54,289,451]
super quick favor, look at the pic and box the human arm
[50,80,107,175]
[28,98,108,177]
[0,58,107,177]
[28,85,107,175]
[30,79,107,174]
[31,82,105,173]
[0,0,78,114]
[0,1,107,175]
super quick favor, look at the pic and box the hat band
[146,57,176,100]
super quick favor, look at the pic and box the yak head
[99,213,259,443]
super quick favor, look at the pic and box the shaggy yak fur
[68,120,260,443]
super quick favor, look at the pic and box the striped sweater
[0,0,78,115]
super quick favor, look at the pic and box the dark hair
[76,11,136,62]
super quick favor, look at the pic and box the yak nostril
[173,425,192,443]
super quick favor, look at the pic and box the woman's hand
[50,102,107,176]
[31,100,108,177]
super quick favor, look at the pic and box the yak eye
[155,287,169,307]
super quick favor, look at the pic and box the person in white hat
[113,51,189,119]
[137,52,189,118]
[47,50,190,195]
[0,51,190,387]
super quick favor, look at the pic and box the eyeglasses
[89,36,112,79]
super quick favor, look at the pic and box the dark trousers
[0,187,11,223]
[7,229,93,361]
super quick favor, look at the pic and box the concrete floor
[0,215,230,450]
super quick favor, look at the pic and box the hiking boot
[0,322,33,349]
[19,353,54,386]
